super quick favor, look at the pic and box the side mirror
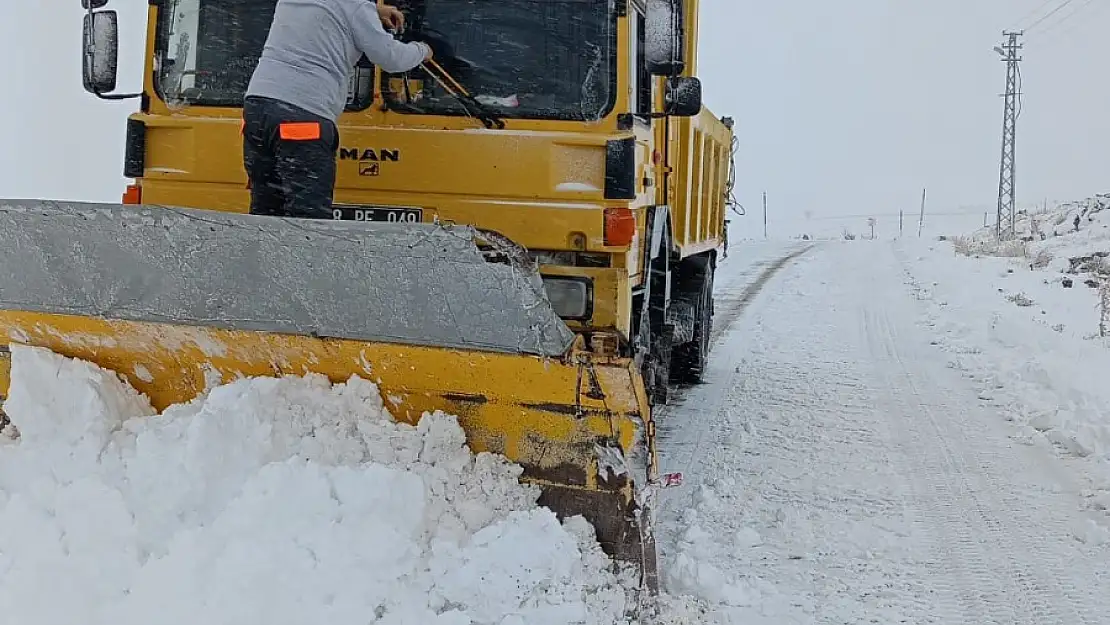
[664,76,702,117]
[82,9,120,95]
[645,0,686,77]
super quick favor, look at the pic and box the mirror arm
[93,91,143,101]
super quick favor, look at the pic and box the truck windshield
[155,0,274,107]
[153,0,614,121]
[383,0,616,122]
[154,0,375,109]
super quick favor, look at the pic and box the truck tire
[635,221,675,407]
[671,266,713,384]
[635,301,674,407]
[651,325,673,405]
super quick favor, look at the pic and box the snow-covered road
[657,240,1110,623]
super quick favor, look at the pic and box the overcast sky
[2,1,1107,237]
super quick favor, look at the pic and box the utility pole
[762,191,768,240]
[899,210,904,237]
[918,188,927,238]
[995,32,1023,240]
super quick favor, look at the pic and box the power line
[800,210,1006,222]
[1024,0,1078,33]
[1027,0,1100,43]
[1011,0,1063,30]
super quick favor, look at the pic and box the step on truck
[0,0,736,595]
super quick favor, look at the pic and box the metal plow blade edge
[0,200,660,594]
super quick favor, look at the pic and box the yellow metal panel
[691,130,705,245]
[549,144,607,193]
[142,6,158,98]
[701,140,715,242]
[0,312,648,486]
[666,107,733,259]
[145,127,199,176]
[683,0,701,77]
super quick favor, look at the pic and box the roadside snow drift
[904,192,1110,483]
[0,344,635,625]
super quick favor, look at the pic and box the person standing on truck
[242,0,433,219]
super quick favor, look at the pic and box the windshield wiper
[422,59,506,130]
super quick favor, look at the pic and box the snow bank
[949,193,1110,277]
[900,193,1110,514]
[665,482,765,607]
[0,344,635,625]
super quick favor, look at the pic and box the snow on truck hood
[0,344,636,625]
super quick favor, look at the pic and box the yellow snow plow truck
[0,0,734,592]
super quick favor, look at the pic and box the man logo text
[339,148,401,162]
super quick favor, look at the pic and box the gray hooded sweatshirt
[246,0,428,121]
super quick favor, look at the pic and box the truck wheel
[672,267,713,384]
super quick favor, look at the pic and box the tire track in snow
[656,248,929,621]
[708,244,815,347]
[660,243,813,482]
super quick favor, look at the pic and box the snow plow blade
[0,200,658,588]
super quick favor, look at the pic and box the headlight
[542,276,593,320]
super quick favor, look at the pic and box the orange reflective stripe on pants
[279,122,322,141]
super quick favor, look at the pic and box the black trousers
[242,96,339,219]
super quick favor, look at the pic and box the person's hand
[419,41,434,62]
[377,4,404,31]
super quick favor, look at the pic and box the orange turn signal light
[604,207,636,247]
[121,184,142,205]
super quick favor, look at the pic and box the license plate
[331,205,422,223]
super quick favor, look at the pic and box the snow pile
[950,192,1110,276]
[665,482,766,607]
[655,479,804,624]
[0,344,636,625]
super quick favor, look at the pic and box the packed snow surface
[0,345,635,625]
[654,229,1110,622]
